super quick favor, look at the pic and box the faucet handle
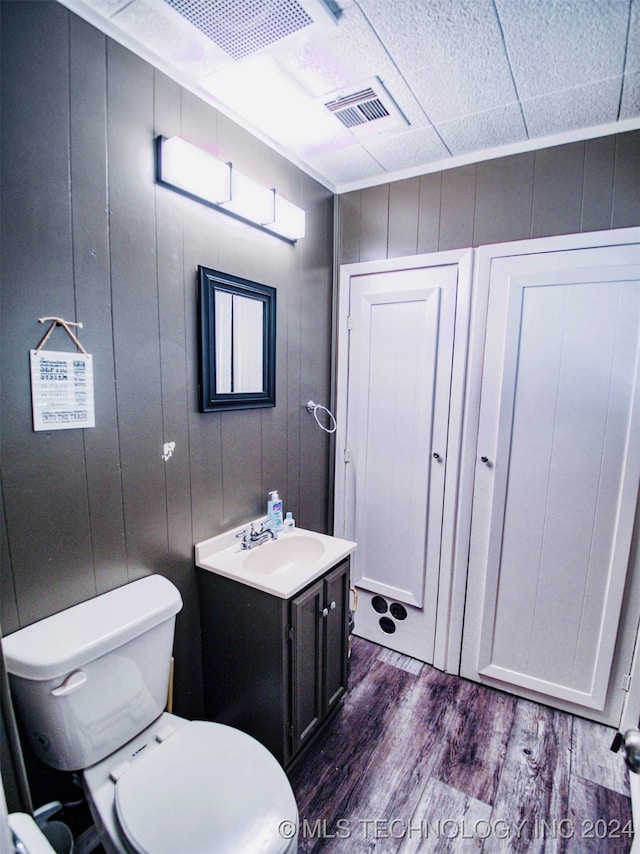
[236,528,251,544]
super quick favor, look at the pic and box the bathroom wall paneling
[338,130,640,263]
[0,0,335,745]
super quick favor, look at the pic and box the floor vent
[163,0,336,61]
[323,78,408,137]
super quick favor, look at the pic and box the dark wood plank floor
[289,638,634,853]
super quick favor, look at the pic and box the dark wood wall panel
[0,2,334,733]
[339,130,640,263]
[0,2,97,626]
[581,136,617,232]
[388,179,420,258]
[416,172,442,255]
[532,142,585,237]
[613,133,640,228]
[297,178,335,531]
[474,153,534,246]
[440,164,477,250]
[69,15,128,597]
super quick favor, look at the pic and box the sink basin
[243,535,325,574]
[195,521,357,599]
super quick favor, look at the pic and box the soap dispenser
[267,491,284,532]
[283,511,295,532]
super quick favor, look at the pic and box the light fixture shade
[222,167,276,225]
[155,135,305,242]
[267,193,306,240]
[159,136,231,205]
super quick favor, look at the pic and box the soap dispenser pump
[267,491,284,532]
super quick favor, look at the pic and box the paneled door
[335,251,472,666]
[461,233,640,724]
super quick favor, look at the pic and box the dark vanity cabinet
[198,557,350,768]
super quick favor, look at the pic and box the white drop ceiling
[58,0,640,192]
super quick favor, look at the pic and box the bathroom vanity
[195,525,356,768]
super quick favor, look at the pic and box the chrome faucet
[236,521,278,550]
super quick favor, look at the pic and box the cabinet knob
[480,456,490,464]
[432,452,441,461]
[330,600,336,610]
[321,607,329,617]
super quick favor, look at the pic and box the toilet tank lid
[2,575,183,681]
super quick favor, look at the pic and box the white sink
[242,534,325,574]
[195,520,357,599]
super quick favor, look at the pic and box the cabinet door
[290,579,324,754]
[461,240,640,721]
[323,560,350,716]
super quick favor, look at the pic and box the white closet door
[337,255,468,664]
[462,241,640,718]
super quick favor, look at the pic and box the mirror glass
[214,291,264,393]
[198,267,276,412]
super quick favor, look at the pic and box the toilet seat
[114,720,297,854]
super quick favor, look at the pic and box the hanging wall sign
[29,317,95,431]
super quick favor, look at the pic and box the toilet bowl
[84,713,297,854]
[2,575,299,854]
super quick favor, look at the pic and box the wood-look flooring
[289,637,634,853]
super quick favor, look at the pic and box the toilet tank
[2,575,183,771]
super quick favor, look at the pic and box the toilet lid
[114,721,297,854]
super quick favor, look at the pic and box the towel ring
[306,400,337,434]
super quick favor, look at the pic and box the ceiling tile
[495,0,630,99]
[361,125,451,172]
[619,72,640,118]
[522,77,624,137]
[305,142,384,185]
[279,3,396,97]
[436,103,527,155]
[83,0,132,14]
[361,0,517,122]
[626,0,640,74]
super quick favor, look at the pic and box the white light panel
[157,136,305,241]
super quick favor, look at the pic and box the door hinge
[288,625,294,642]
[622,674,632,692]
[347,315,353,330]
[344,448,352,463]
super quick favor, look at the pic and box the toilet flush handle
[51,670,87,697]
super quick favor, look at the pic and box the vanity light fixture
[156,136,305,242]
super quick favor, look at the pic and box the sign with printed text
[30,349,95,430]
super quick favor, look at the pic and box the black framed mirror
[198,266,276,412]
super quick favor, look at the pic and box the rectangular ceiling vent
[163,0,337,61]
[323,78,408,137]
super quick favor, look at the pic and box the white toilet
[2,575,299,854]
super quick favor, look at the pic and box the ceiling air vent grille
[325,88,390,129]
[163,0,331,61]
[322,79,408,137]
